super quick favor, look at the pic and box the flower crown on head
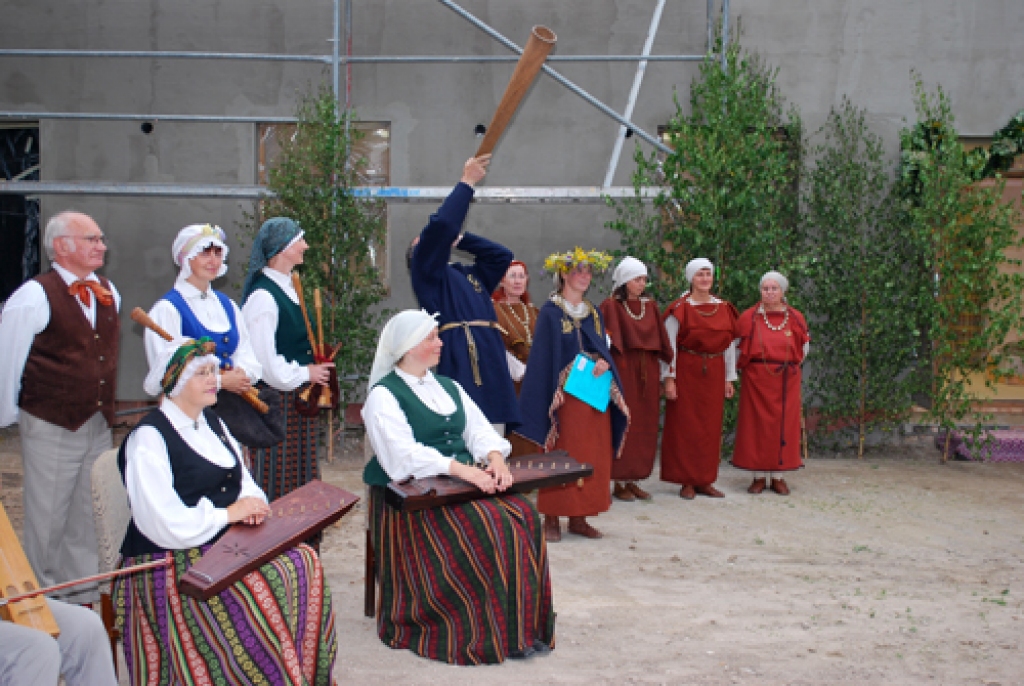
[542,247,614,275]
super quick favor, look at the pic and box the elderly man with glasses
[0,210,120,604]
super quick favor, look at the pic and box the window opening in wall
[257,121,390,287]
[0,123,41,303]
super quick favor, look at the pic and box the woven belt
[437,320,508,386]
[679,346,724,375]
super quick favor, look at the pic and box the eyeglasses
[60,234,107,245]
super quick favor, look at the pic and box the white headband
[611,256,648,292]
[760,270,789,293]
[685,258,714,284]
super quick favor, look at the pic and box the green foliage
[245,84,389,410]
[801,98,921,454]
[607,38,801,313]
[606,37,801,445]
[898,74,1024,458]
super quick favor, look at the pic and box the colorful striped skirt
[113,544,336,686]
[369,488,555,665]
[249,389,320,501]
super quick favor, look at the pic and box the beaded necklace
[503,301,533,346]
[758,303,789,332]
[621,297,646,321]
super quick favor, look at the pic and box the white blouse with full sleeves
[0,263,122,427]
[143,281,263,396]
[241,267,311,392]
[123,399,266,550]
[361,367,511,482]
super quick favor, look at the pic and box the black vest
[118,408,242,557]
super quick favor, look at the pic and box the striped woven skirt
[249,389,320,501]
[113,544,337,686]
[369,488,555,665]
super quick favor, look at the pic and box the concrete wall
[2,0,1023,398]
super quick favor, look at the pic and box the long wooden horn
[291,273,320,361]
[475,25,557,157]
[131,308,268,414]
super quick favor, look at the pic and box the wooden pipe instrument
[130,307,268,414]
[475,25,557,157]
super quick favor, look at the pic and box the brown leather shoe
[612,481,635,502]
[695,484,725,498]
[626,482,652,500]
[544,515,561,542]
[567,517,603,539]
[679,484,696,500]
[747,477,767,494]
[770,478,790,496]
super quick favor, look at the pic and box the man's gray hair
[43,211,78,260]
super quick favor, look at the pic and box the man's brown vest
[19,270,119,430]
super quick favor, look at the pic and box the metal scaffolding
[0,0,731,203]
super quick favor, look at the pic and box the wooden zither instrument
[0,502,59,637]
[179,480,359,601]
[385,450,592,512]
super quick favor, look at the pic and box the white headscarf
[685,257,714,284]
[172,223,229,283]
[760,270,789,293]
[142,336,221,398]
[611,256,648,292]
[368,309,440,388]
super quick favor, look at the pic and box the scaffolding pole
[0,180,658,203]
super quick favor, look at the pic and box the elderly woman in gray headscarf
[659,258,741,499]
[240,217,333,501]
[361,309,554,665]
[598,257,673,502]
[732,270,810,496]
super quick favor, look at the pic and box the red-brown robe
[732,306,810,472]
[494,300,540,457]
[660,297,740,487]
[600,297,673,481]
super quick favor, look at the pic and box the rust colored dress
[660,297,740,488]
[494,300,540,457]
[732,306,810,472]
[599,297,673,481]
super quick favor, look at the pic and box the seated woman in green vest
[240,217,334,501]
[362,309,555,665]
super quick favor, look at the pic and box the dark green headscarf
[161,337,216,397]
[242,217,303,302]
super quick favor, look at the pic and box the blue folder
[563,353,612,412]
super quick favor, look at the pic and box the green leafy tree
[801,97,920,456]
[606,37,801,446]
[898,75,1024,460]
[246,84,389,436]
[607,38,801,312]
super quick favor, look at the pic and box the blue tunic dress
[410,182,520,426]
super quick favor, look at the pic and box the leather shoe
[544,515,561,542]
[612,482,635,502]
[679,484,696,500]
[770,478,790,496]
[695,484,725,498]
[626,482,652,500]
[567,517,603,539]
[747,477,767,494]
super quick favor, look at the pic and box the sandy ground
[2,428,1023,686]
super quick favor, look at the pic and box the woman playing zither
[661,258,740,499]
[733,271,810,495]
[600,257,672,502]
[361,309,554,665]
[516,248,629,542]
[113,338,337,685]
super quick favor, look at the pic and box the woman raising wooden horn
[241,217,333,501]
[114,337,337,685]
